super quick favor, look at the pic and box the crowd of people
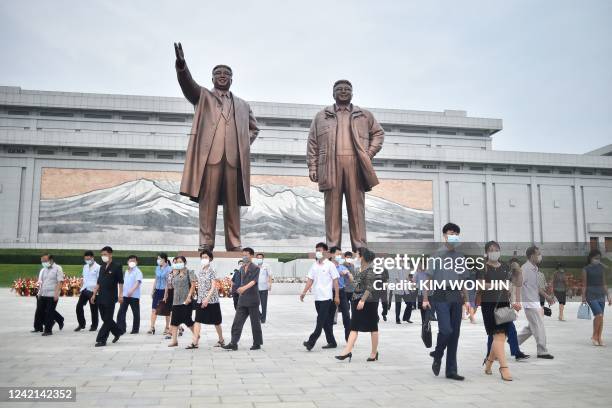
[32,224,611,381]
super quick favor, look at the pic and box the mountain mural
[38,179,433,246]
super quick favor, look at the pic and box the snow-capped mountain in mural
[38,179,433,245]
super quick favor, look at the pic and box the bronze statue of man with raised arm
[307,80,385,251]
[174,42,259,252]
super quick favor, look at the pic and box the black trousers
[338,289,351,341]
[259,290,268,322]
[76,290,99,329]
[230,305,263,346]
[380,292,390,317]
[35,296,64,333]
[307,299,337,347]
[96,303,121,343]
[117,297,140,334]
[232,294,239,310]
[395,294,414,322]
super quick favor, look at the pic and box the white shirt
[521,260,541,309]
[257,263,272,290]
[38,263,64,297]
[81,262,100,292]
[307,259,339,301]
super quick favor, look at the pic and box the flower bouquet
[215,277,233,298]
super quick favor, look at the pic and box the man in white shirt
[117,255,144,334]
[255,253,272,323]
[300,242,340,350]
[75,250,100,331]
[518,246,555,359]
[34,254,65,336]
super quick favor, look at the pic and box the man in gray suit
[223,247,263,350]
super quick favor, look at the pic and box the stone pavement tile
[254,402,317,408]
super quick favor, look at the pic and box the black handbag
[543,306,552,316]
[421,309,432,348]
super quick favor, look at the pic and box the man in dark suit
[91,246,124,347]
[223,247,263,350]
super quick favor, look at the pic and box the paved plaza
[0,290,610,408]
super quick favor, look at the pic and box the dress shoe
[537,354,554,359]
[130,330,138,334]
[58,321,64,330]
[41,332,52,336]
[89,327,97,332]
[250,344,261,350]
[382,315,387,321]
[222,343,238,351]
[430,351,441,376]
[94,342,106,347]
[322,343,337,349]
[396,319,401,324]
[515,352,530,361]
[74,326,85,332]
[446,373,465,381]
[112,334,121,343]
[303,341,314,351]
[31,329,42,333]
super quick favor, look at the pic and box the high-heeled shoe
[499,366,513,381]
[483,358,494,375]
[367,352,379,362]
[147,327,155,335]
[335,352,352,362]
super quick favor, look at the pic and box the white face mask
[254,258,263,266]
[85,259,94,265]
[201,258,210,267]
[315,251,323,260]
[592,258,601,265]
[41,262,51,268]
[157,258,163,266]
[487,251,501,262]
[173,263,184,270]
[354,258,362,269]
[128,261,137,269]
[536,254,543,263]
[101,255,110,263]
[345,258,353,264]
[447,234,460,246]
[335,256,344,264]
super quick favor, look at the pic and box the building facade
[1,85,611,252]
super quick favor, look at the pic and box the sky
[1,0,611,154]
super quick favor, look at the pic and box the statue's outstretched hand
[174,42,186,68]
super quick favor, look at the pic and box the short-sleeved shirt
[196,266,219,304]
[336,264,349,290]
[257,263,272,291]
[237,263,261,307]
[155,264,172,290]
[521,261,541,309]
[553,271,567,291]
[38,263,65,297]
[425,247,467,302]
[477,262,511,303]
[171,269,196,306]
[585,263,606,301]
[307,260,339,301]
[97,261,124,305]
[123,267,143,298]
[81,262,100,292]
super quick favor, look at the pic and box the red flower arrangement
[11,276,82,296]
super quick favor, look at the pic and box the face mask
[592,258,601,265]
[85,259,94,265]
[315,251,323,260]
[101,255,110,263]
[156,258,163,266]
[254,258,263,266]
[242,256,250,264]
[354,258,362,269]
[487,251,501,262]
[447,234,460,246]
[41,262,51,268]
[128,261,137,269]
[201,258,210,267]
[335,256,344,264]
[536,254,543,263]
[173,263,184,270]
[345,258,353,264]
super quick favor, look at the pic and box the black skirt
[349,300,379,332]
[554,290,567,305]
[170,304,194,327]
[194,302,222,325]
[481,302,510,336]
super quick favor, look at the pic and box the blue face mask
[447,234,460,246]
[173,263,184,270]
[41,262,51,268]
[335,256,344,264]
[254,258,263,266]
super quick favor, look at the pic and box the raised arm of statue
[174,42,202,106]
